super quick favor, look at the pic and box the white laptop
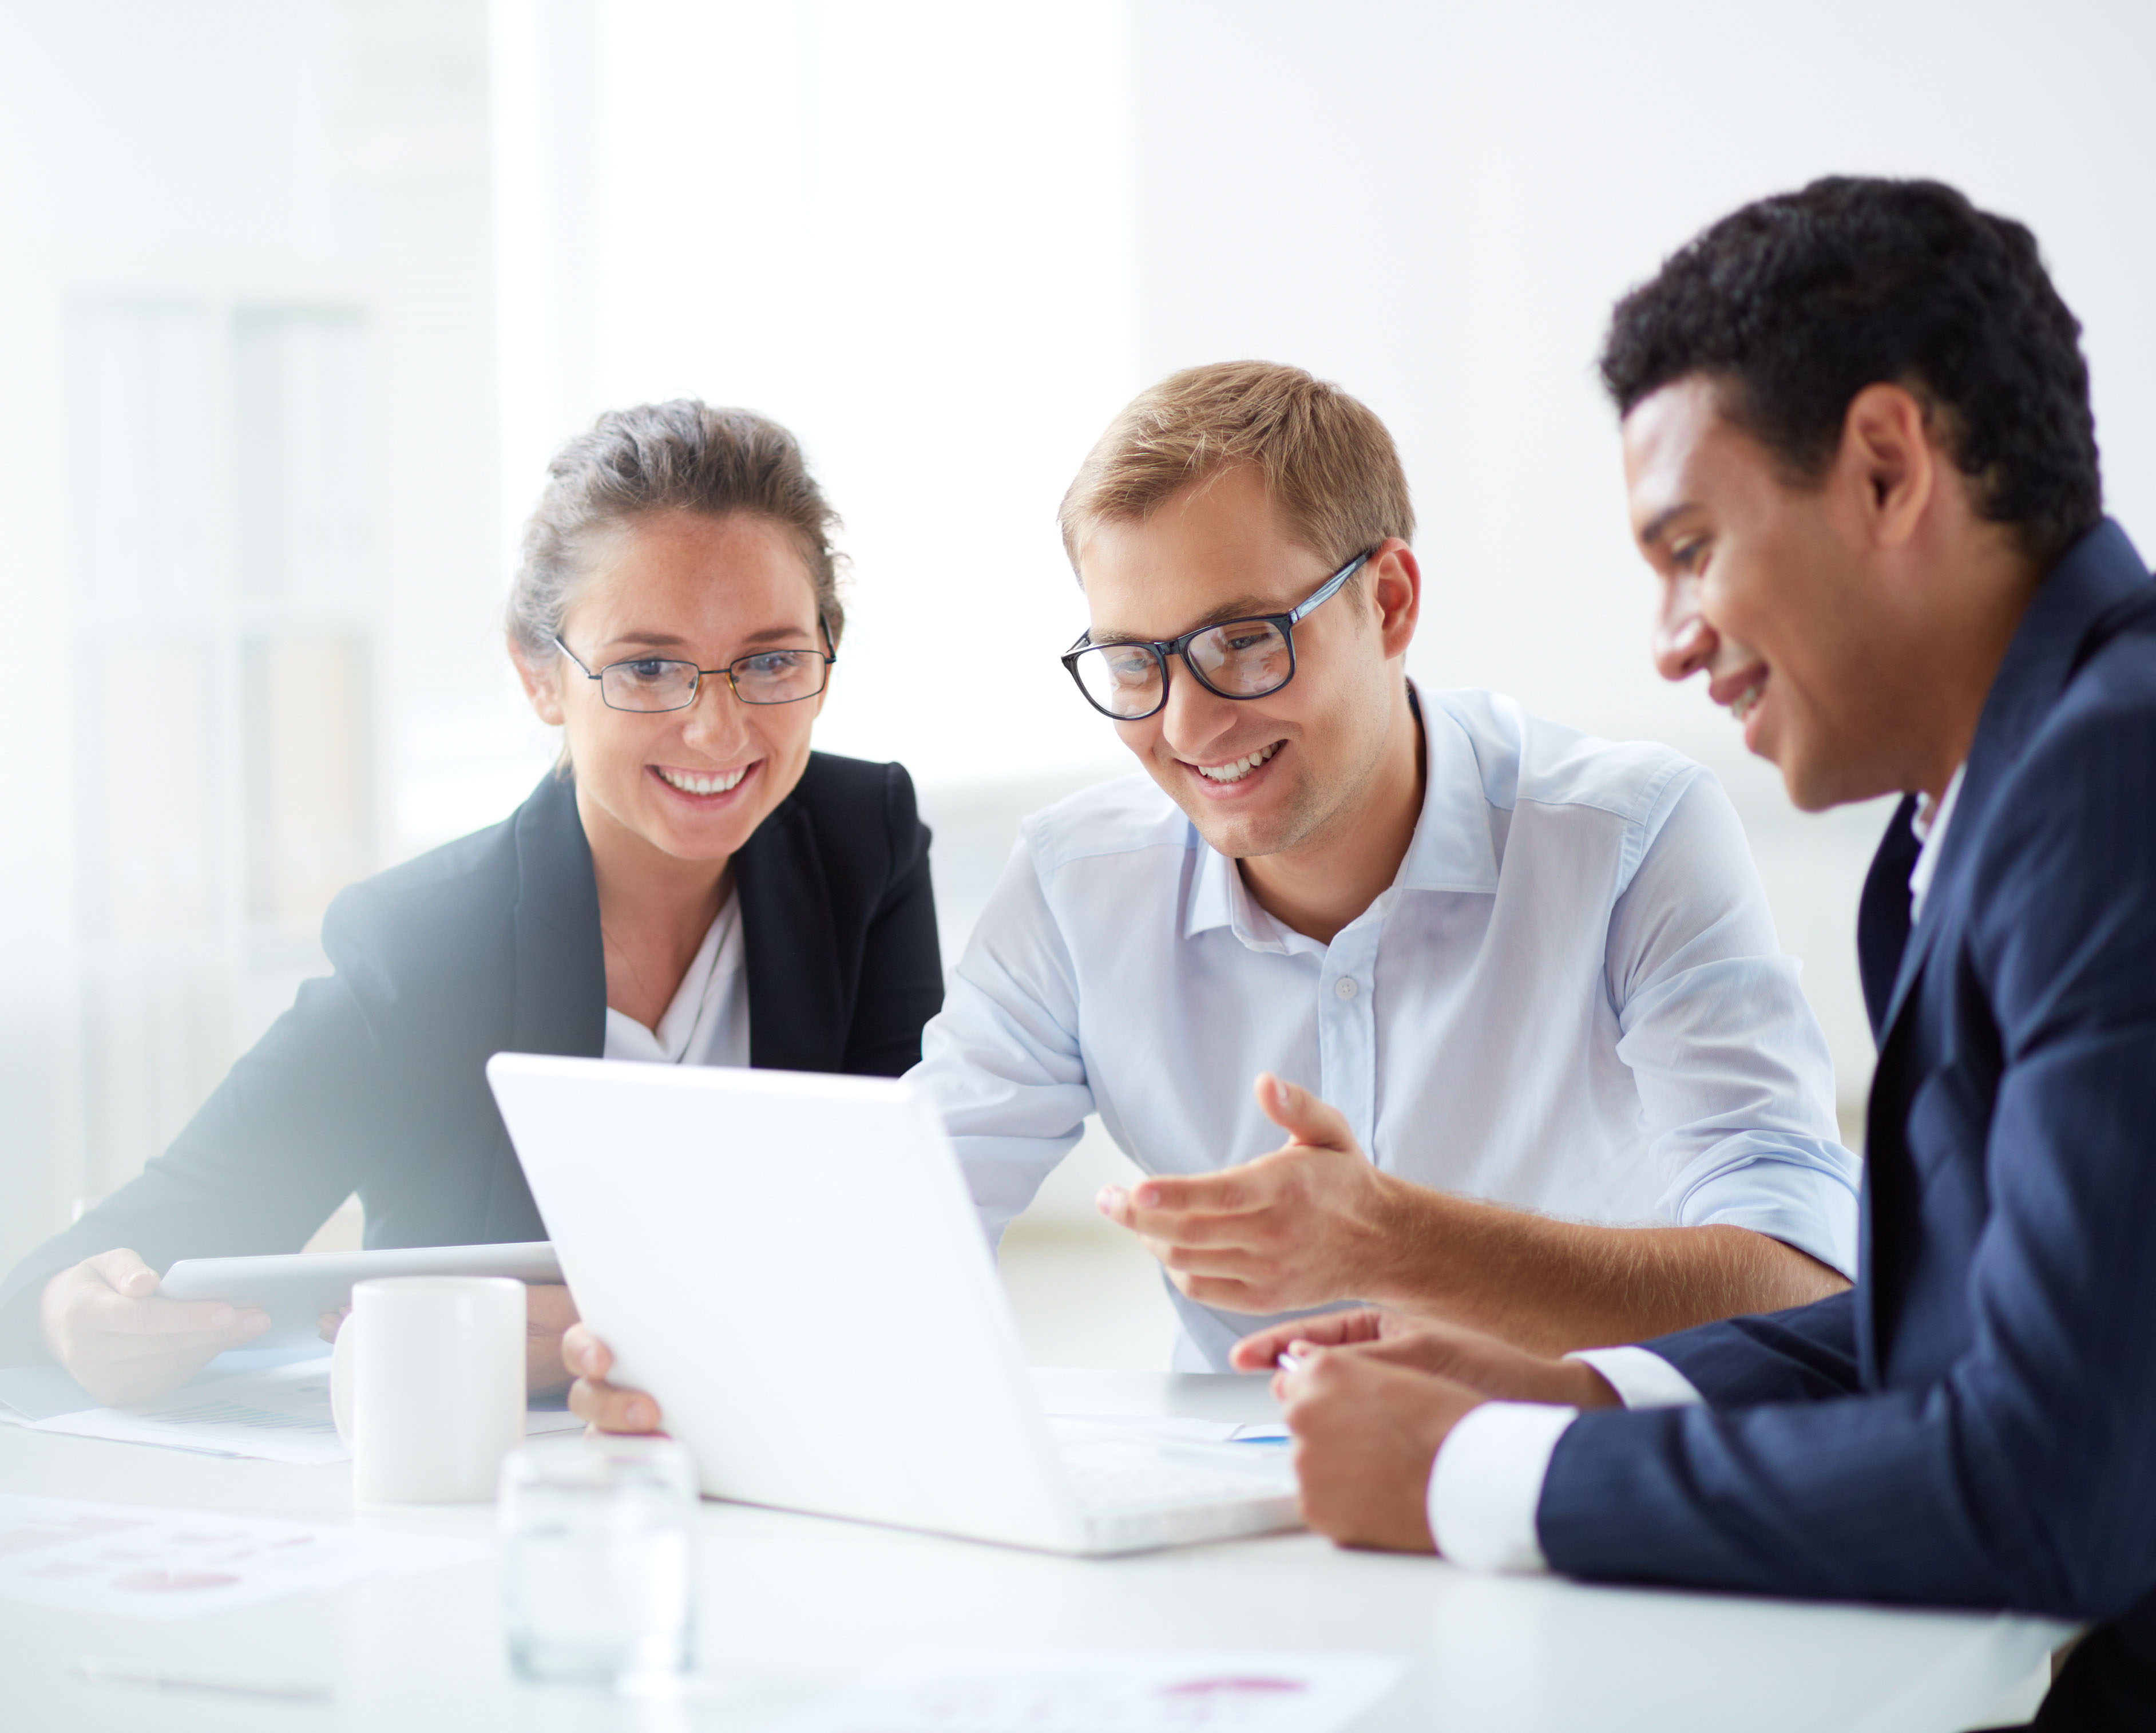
[485,1053,1300,1556]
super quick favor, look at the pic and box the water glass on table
[500,1436,699,1687]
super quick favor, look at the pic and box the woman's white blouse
[601,891,750,1067]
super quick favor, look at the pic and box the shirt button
[1334,977,1358,1000]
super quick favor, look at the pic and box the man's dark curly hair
[1599,177,2102,569]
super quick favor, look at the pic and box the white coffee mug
[331,1275,526,1503]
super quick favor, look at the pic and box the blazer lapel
[1854,521,2149,1385]
[474,770,606,1239]
[508,770,607,1059]
[736,794,846,1073]
[1874,520,2153,1045]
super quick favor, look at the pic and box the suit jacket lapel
[1874,520,2153,1044]
[1853,520,2149,1385]
[508,770,607,1059]
[736,793,846,1073]
[477,770,606,1238]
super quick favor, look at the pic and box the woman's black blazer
[0,754,943,1358]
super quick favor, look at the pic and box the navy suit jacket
[0,753,944,1360]
[1538,519,2156,1627]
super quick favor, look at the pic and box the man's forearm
[1361,1182,1848,1355]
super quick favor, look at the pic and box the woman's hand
[562,1322,665,1433]
[40,1249,268,1407]
[524,1284,580,1395]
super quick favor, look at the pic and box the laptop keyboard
[1055,1437,1297,1514]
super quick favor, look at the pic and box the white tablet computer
[159,1242,559,1346]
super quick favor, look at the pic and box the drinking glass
[499,1437,699,1686]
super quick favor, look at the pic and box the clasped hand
[1236,1309,1622,1553]
[1094,1073,1407,1315]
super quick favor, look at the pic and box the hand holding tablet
[160,1242,561,1347]
[38,1241,562,1407]
[38,1249,273,1407]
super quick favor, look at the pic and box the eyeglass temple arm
[1285,551,1372,624]
[1060,549,1370,660]
[552,636,601,676]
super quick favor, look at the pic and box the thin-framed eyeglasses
[553,618,835,712]
[1060,549,1373,722]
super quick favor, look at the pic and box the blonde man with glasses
[910,360,1858,1372]
[565,362,1866,1429]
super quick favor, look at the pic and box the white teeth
[1731,680,1765,723]
[1194,742,1282,784]
[659,765,747,796]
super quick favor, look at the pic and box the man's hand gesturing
[1095,1073,1408,1314]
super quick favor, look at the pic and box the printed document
[777,1651,1406,1733]
[0,1494,486,1620]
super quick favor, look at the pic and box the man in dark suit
[1248,178,2156,1726]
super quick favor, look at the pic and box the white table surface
[0,1368,2068,1733]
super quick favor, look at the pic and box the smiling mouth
[1730,674,1768,724]
[1188,741,1282,784]
[655,763,751,796]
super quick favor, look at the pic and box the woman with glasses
[1,401,944,1404]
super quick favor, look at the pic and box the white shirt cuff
[1426,1401,1577,1573]
[1426,1351,1706,1573]
[1566,1345,1707,1409]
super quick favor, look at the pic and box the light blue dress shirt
[909,687,1859,1368]
[1425,757,1966,1574]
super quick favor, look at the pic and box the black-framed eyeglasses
[554,618,836,712]
[1060,549,1373,721]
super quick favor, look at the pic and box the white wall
[8,1,2154,1269]
[491,0,2156,1112]
[1120,0,2156,1103]
[488,0,1142,813]
[1129,0,2156,743]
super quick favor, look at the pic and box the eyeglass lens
[1070,619,1293,718]
[599,650,828,711]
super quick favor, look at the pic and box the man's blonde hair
[1058,361,1415,576]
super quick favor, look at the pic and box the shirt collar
[1906,763,1965,921]
[1182,683,1501,946]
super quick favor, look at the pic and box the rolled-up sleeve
[1607,772,1861,1277]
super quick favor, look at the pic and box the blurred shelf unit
[68,294,380,1202]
